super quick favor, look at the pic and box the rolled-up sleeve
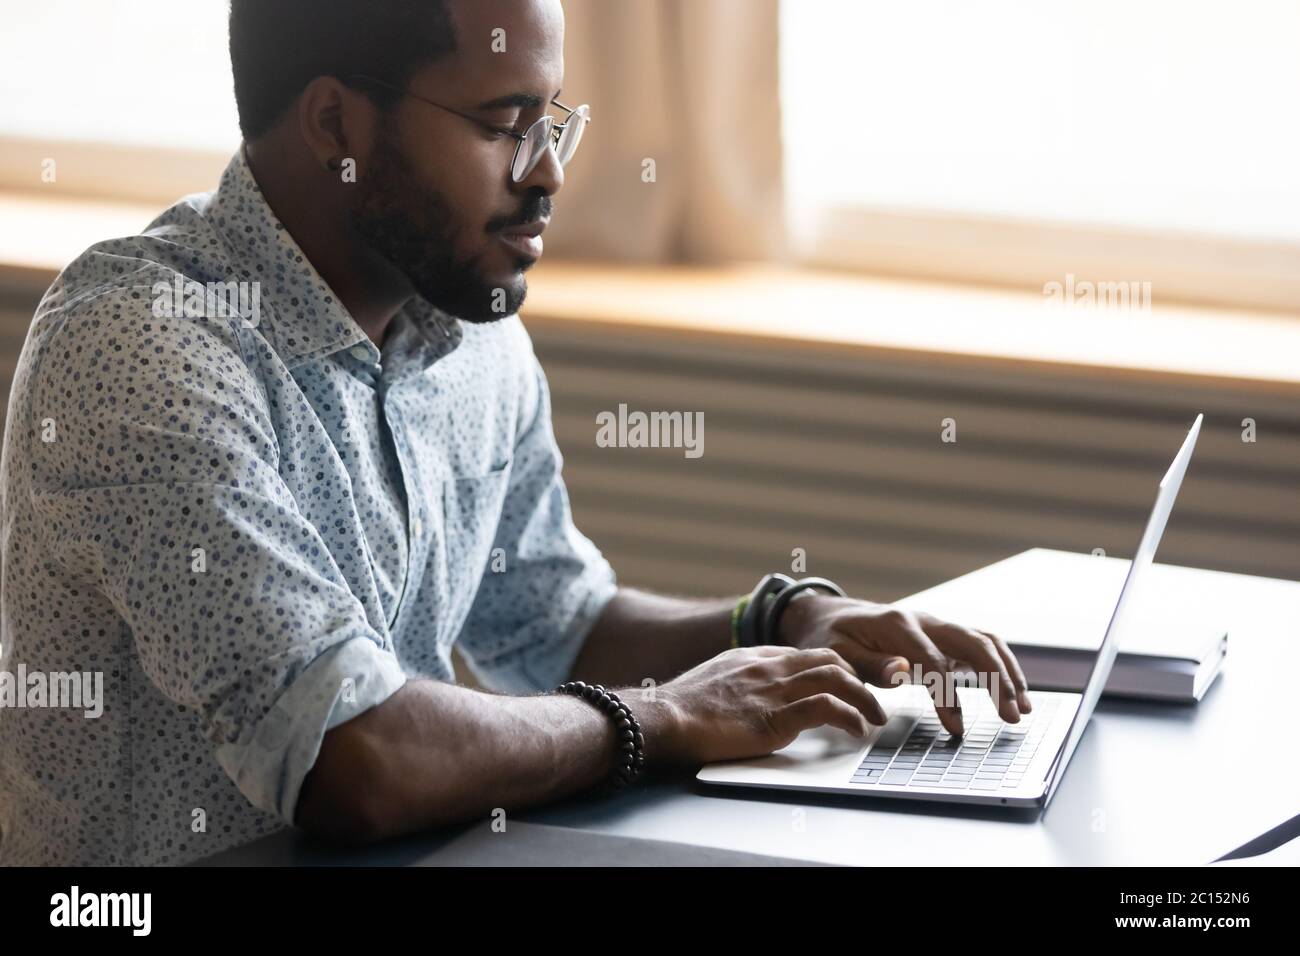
[217,632,407,822]
[456,358,618,693]
[28,294,407,824]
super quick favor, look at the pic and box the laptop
[697,414,1204,809]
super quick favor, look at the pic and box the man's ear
[298,76,375,174]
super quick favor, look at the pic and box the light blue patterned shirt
[0,150,618,866]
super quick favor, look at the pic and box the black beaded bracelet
[555,681,646,791]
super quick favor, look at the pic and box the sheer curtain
[545,0,785,264]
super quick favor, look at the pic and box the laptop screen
[1044,414,1203,798]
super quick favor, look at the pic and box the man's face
[349,0,567,323]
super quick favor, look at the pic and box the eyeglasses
[347,74,590,183]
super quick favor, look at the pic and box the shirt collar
[204,148,462,373]
[380,298,463,382]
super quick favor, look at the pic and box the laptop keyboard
[850,696,1059,791]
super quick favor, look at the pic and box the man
[0,0,1029,866]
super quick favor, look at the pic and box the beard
[349,125,549,323]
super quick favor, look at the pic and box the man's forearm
[568,586,736,687]
[297,678,678,843]
[297,588,863,845]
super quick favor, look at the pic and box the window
[780,0,1300,309]
[0,0,238,151]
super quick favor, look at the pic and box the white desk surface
[521,560,1300,866]
[205,560,1300,866]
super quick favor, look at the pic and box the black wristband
[554,681,646,791]
[738,573,796,646]
[761,576,847,645]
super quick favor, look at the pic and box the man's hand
[647,645,889,767]
[775,594,1031,737]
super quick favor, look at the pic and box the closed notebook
[894,548,1228,702]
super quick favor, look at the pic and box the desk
[202,562,1300,866]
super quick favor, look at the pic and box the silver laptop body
[697,414,1203,809]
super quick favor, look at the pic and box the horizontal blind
[532,321,1300,602]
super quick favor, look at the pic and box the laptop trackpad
[781,724,870,758]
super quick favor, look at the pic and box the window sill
[525,261,1300,394]
[0,190,161,294]
[2,191,1297,394]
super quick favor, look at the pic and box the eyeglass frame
[344,73,590,182]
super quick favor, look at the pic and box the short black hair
[229,0,458,140]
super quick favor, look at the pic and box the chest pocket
[434,458,513,641]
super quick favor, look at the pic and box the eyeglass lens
[511,106,590,182]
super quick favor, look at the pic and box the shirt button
[411,511,423,539]
[350,345,370,362]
